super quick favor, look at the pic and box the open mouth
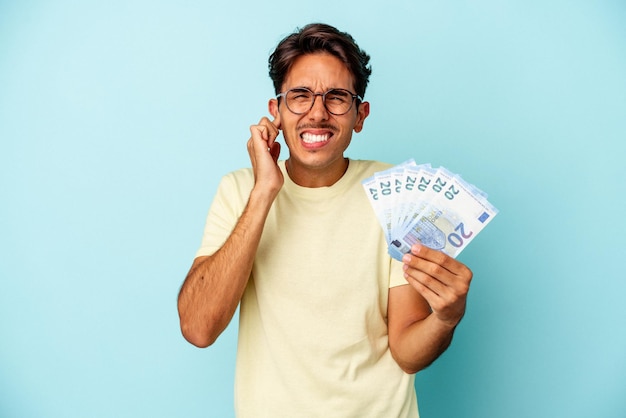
[301,132,331,144]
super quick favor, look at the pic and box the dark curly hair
[268,23,372,99]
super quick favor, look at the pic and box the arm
[177,116,282,348]
[387,244,472,374]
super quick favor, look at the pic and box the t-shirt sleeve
[389,257,409,288]
[195,171,252,258]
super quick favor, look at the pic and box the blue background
[1,1,625,417]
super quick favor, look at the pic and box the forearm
[390,313,457,374]
[177,188,275,347]
[389,244,472,374]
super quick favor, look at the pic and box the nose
[308,93,329,120]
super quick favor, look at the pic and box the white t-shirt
[197,159,419,418]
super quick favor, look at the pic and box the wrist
[432,312,463,332]
[249,184,281,209]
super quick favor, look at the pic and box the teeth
[301,133,330,144]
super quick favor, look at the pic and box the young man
[178,23,472,417]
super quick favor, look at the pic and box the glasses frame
[276,87,363,116]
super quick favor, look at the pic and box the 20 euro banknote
[362,161,498,260]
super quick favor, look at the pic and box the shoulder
[219,166,255,190]
[211,167,256,206]
[222,166,254,182]
[220,161,286,187]
[349,159,394,178]
[216,161,285,200]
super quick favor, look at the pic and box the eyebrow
[290,86,351,92]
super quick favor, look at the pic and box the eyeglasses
[277,87,362,116]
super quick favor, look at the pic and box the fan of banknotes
[362,159,499,261]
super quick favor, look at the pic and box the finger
[408,272,467,325]
[260,124,270,141]
[403,262,448,297]
[407,244,465,275]
[403,247,471,290]
[250,123,268,142]
[403,261,468,320]
[268,141,281,163]
[248,120,281,167]
[248,125,271,166]
[251,122,277,150]
[267,117,281,145]
[404,253,471,303]
[257,117,280,148]
[402,250,454,284]
[272,111,282,131]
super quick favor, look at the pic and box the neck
[286,158,349,188]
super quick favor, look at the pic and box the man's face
[269,52,369,186]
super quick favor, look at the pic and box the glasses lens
[285,89,314,114]
[324,89,353,115]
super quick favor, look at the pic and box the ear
[268,98,282,130]
[267,99,281,129]
[353,101,370,133]
[268,98,279,119]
